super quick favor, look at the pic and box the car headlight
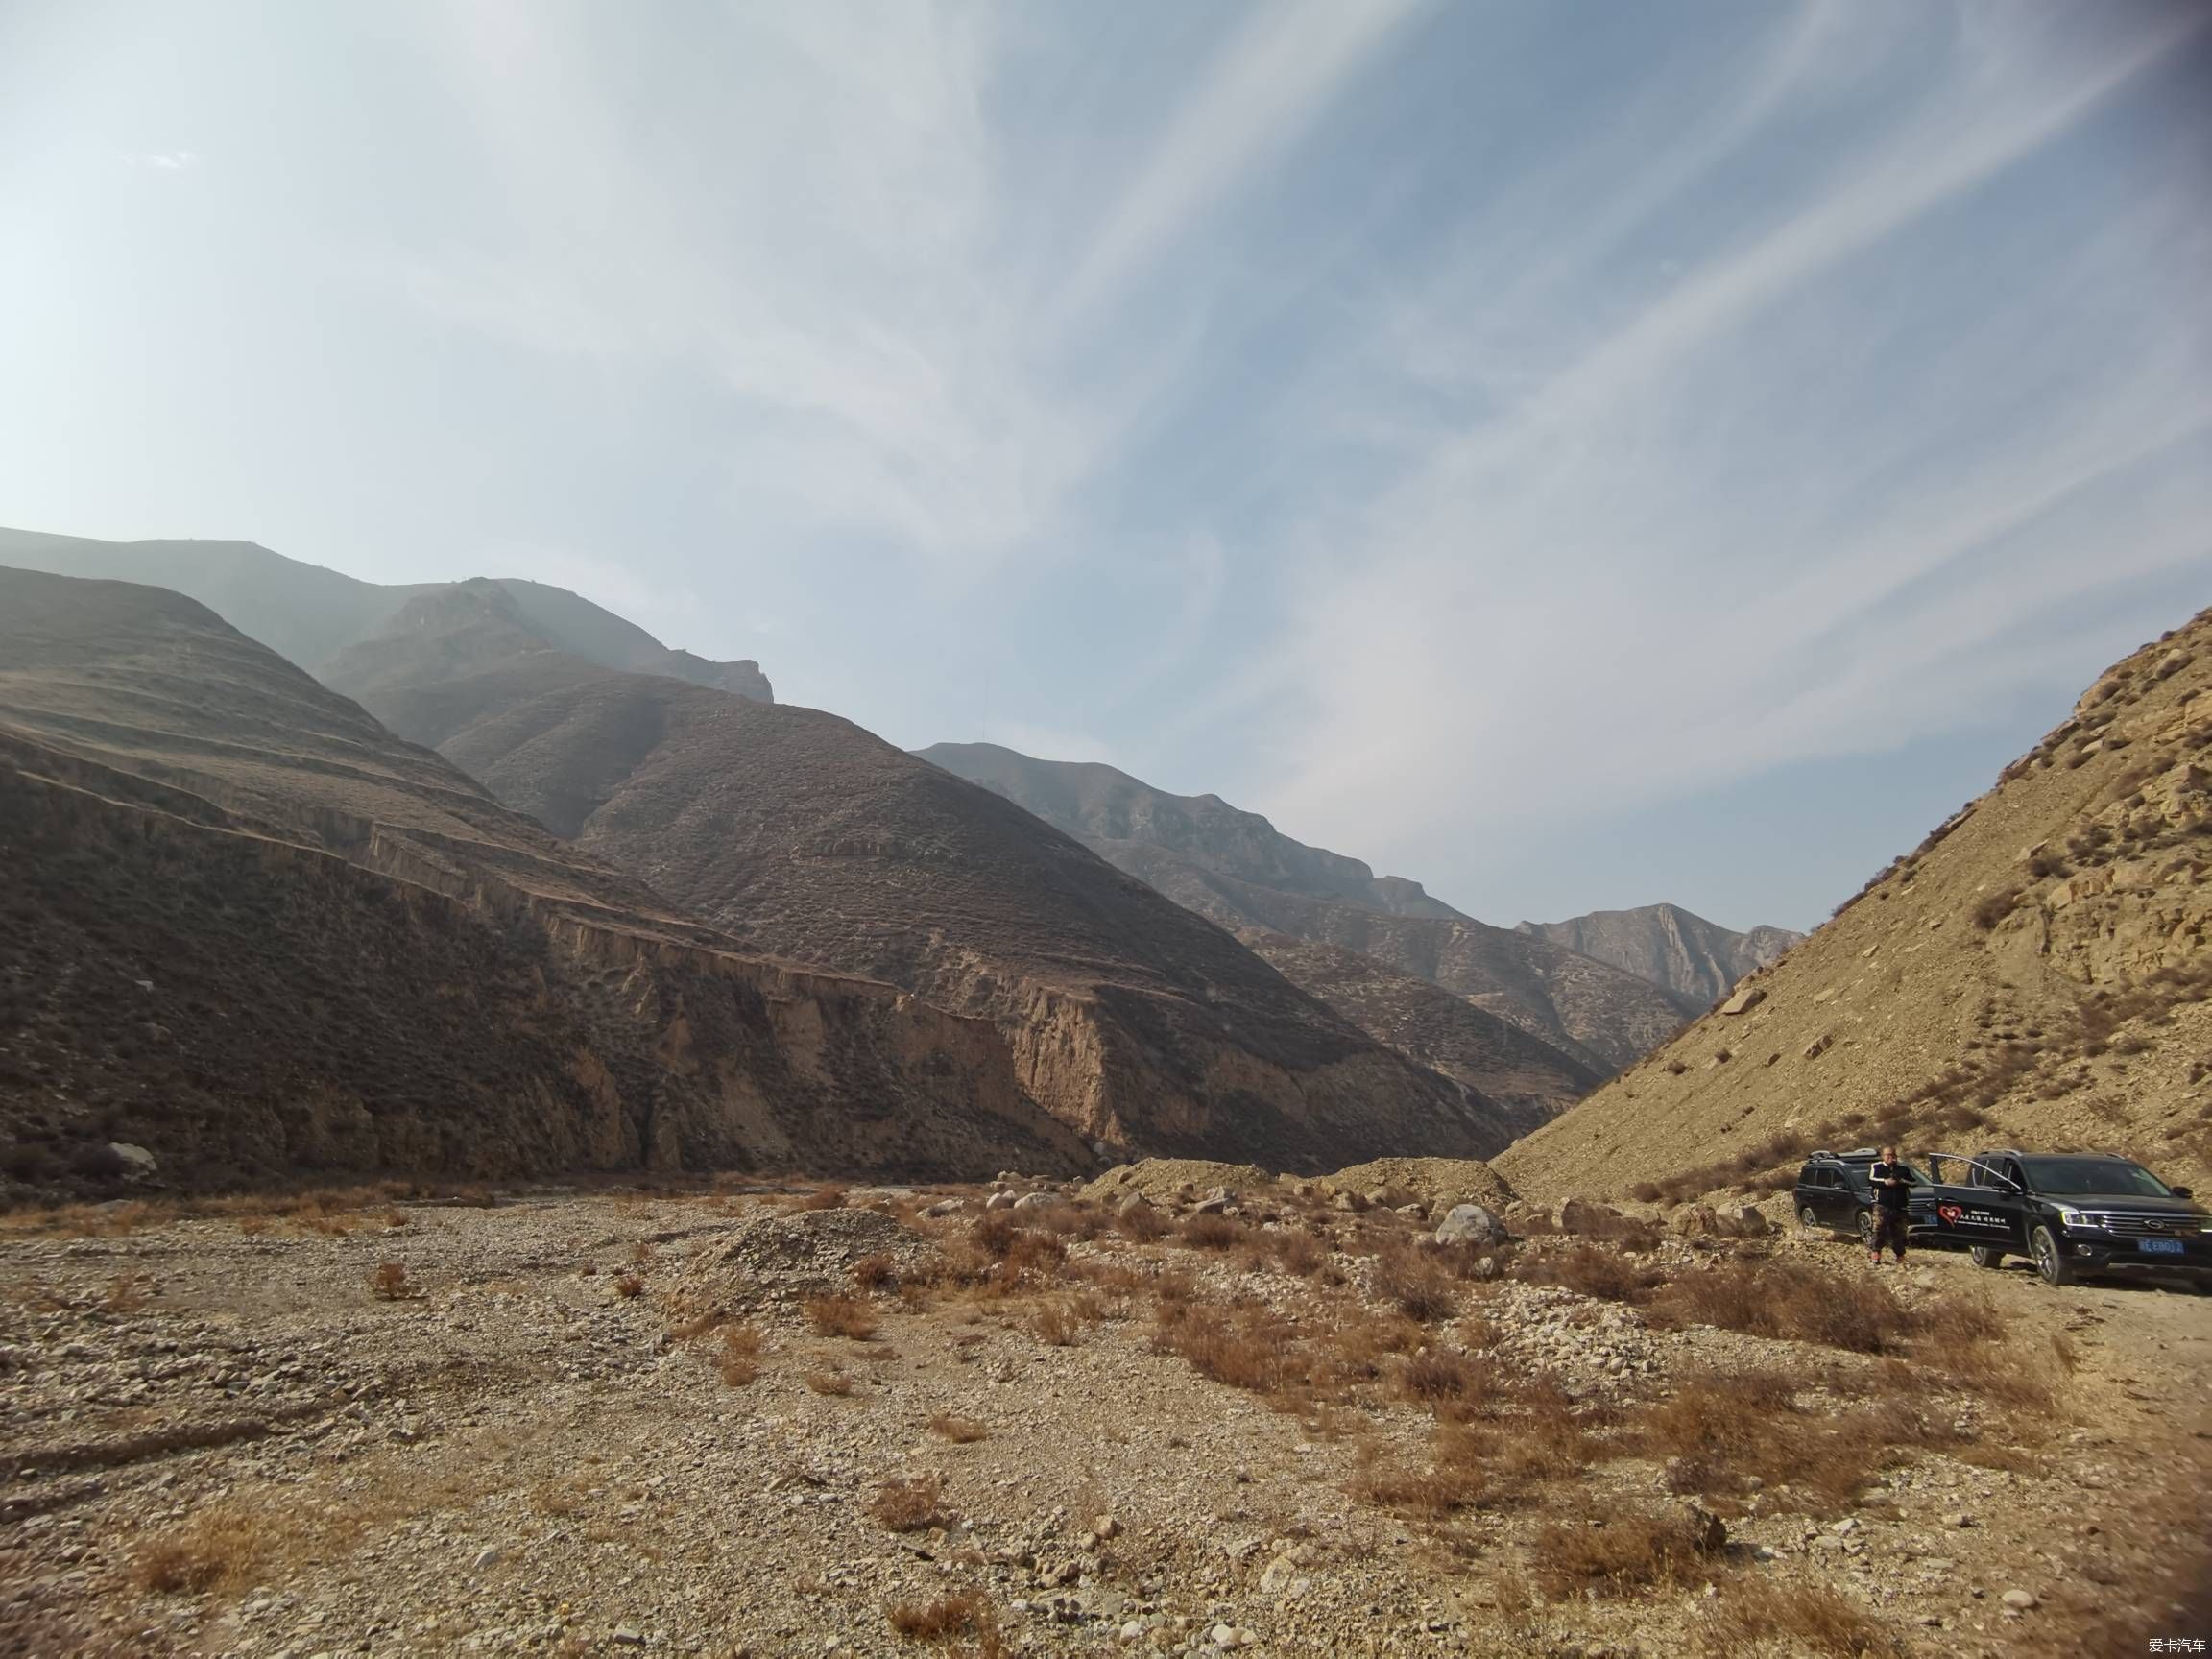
[2055,1207,2098,1229]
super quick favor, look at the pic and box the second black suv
[1793,1149,1928,1247]
[1913,1148,2212,1289]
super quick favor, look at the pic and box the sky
[3,1,2209,932]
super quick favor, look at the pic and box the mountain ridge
[1514,903,1804,1008]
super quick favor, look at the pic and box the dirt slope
[0,566,1087,1195]
[1514,904,1803,1008]
[435,673,1513,1169]
[1500,607,2212,1203]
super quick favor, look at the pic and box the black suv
[1913,1149,2212,1289]
[1792,1149,1928,1247]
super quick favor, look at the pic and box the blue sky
[3,1,2208,931]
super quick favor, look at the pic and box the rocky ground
[2,1170,2206,1658]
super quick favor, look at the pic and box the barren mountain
[0,566,1085,1196]
[915,742,1464,918]
[1499,608,2212,1204]
[917,743,1696,1074]
[426,673,1512,1169]
[0,524,772,703]
[1515,904,1803,1008]
[1238,934,1605,1137]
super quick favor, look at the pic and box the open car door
[1914,1152,2029,1251]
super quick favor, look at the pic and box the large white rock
[1433,1203,1504,1245]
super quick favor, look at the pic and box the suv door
[1813,1168,1851,1228]
[1923,1152,2029,1250]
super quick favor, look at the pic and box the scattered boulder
[1679,1503,1728,1554]
[1011,1192,1057,1211]
[1733,1205,1771,1237]
[1671,1204,1719,1238]
[1719,986,1767,1016]
[107,1142,159,1182]
[1433,1204,1505,1246]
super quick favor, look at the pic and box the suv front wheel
[2030,1225,2073,1286]
[1968,1244,2005,1269]
[1854,1209,1876,1249]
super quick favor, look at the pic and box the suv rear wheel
[1968,1244,2005,1269]
[1798,1202,1823,1233]
[2030,1225,2073,1286]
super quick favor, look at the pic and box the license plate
[2138,1238,2185,1255]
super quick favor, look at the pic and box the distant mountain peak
[1514,904,1806,1008]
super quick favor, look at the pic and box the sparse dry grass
[1177,1212,1242,1251]
[851,1252,900,1291]
[805,1368,855,1397]
[1373,1245,1458,1321]
[368,1262,416,1301]
[870,1475,953,1533]
[1511,1243,1662,1303]
[130,1503,283,1595]
[718,1322,763,1387]
[1710,1578,1904,1656]
[886,1590,991,1640]
[1529,1505,1720,1600]
[926,1412,987,1444]
[805,1294,879,1340]
[612,1271,645,1300]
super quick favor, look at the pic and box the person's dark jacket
[1868,1161,1911,1212]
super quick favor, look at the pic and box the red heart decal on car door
[1936,1202,1963,1224]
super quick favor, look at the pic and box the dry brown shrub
[1511,1243,1660,1303]
[792,1186,849,1212]
[1529,1506,1719,1599]
[1030,1301,1081,1346]
[1114,1202,1167,1242]
[1351,1423,1490,1517]
[886,1590,991,1640]
[805,1294,880,1340]
[368,1262,415,1301]
[805,1368,855,1396]
[719,1323,763,1386]
[103,1273,151,1313]
[612,1271,646,1300]
[1396,1349,1494,1410]
[1373,1246,1459,1321]
[130,1504,281,1595]
[851,1252,900,1291]
[1711,1578,1904,1656]
[926,1412,988,1444]
[1178,1212,1242,1251]
[1267,1230,1326,1276]
[871,1475,953,1533]
[1650,1259,1915,1354]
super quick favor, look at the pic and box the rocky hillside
[0,525,772,703]
[915,742,1464,918]
[425,673,1512,1169]
[1500,608,2212,1204]
[0,566,1086,1195]
[918,743,1695,1074]
[1515,904,1803,1008]
[1238,934,1604,1137]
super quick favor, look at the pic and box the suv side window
[2001,1158,2026,1189]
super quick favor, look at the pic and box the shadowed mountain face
[917,742,1696,1075]
[421,672,1514,1169]
[1514,905,1804,1009]
[1238,934,1605,1139]
[0,525,772,704]
[1499,608,2212,1205]
[0,565,1083,1196]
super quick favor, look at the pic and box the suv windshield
[2021,1158,2172,1198]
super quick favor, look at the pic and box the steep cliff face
[0,568,1077,1197]
[438,676,1515,1168]
[1514,905,1804,1008]
[1500,609,2212,1204]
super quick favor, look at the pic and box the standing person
[1867,1144,1911,1266]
